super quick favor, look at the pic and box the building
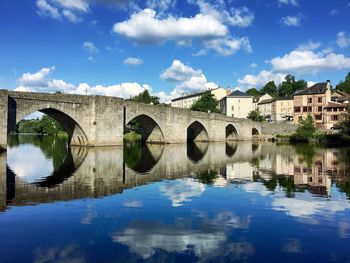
[331,90,350,103]
[323,102,348,129]
[256,96,294,122]
[220,90,253,118]
[293,81,331,128]
[171,87,228,109]
[253,93,273,109]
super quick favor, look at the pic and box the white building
[220,90,253,118]
[171,87,228,109]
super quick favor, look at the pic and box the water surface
[0,135,350,262]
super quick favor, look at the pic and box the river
[0,135,349,262]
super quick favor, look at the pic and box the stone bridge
[0,90,296,149]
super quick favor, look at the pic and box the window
[294,107,301,113]
[232,106,234,111]
[303,106,308,112]
[332,115,339,121]
[298,116,302,121]
[318,97,322,103]
[318,106,322,112]
[315,114,322,120]
[308,106,312,112]
[308,98,312,103]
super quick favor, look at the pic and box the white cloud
[281,15,301,26]
[270,50,350,73]
[18,66,55,87]
[225,7,255,28]
[250,63,258,68]
[160,60,219,99]
[53,0,89,12]
[62,9,81,23]
[278,0,299,6]
[113,8,227,44]
[203,37,252,56]
[146,0,175,16]
[238,70,286,89]
[297,41,321,51]
[160,60,202,82]
[14,67,150,99]
[337,31,350,48]
[123,57,143,66]
[36,0,61,20]
[329,9,338,16]
[82,41,99,54]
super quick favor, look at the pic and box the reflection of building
[220,90,253,118]
[171,87,228,109]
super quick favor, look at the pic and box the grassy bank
[123,132,142,142]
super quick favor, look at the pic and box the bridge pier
[0,90,8,151]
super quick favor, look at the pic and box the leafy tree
[16,115,65,135]
[278,74,307,96]
[190,91,221,113]
[338,106,350,137]
[291,115,316,142]
[261,81,278,97]
[247,108,265,122]
[129,90,160,105]
[336,72,350,94]
[246,88,261,96]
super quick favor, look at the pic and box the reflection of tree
[8,135,68,171]
[294,144,316,168]
[123,141,142,169]
[196,170,217,185]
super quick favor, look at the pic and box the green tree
[129,90,160,105]
[291,115,316,142]
[338,106,350,137]
[336,72,350,94]
[278,74,307,96]
[246,88,261,96]
[261,81,278,97]
[247,108,265,122]
[190,91,221,113]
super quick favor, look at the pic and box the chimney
[326,80,330,83]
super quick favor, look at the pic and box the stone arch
[187,142,208,163]
[187,121,209,142]
[125,114,164,144]
[252,127,260,136]
[226,124,238,140]
[10,107,88,146]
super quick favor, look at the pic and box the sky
[1,0,350,102]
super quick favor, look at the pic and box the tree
[261,81,278,97]
[247,108,265,122]
[246,88,261,96]
[129,90,160,105]
[336,72,350,94]
[291,115,316,142]
[338,106,350,137]
[190,91,221,113]
[278,74,307,97]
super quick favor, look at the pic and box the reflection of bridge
[0,90,296,149]
[0,142,261,211]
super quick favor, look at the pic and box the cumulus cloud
[281,15,302,26]
[278,0,299,6]
[14,67,150,99]
[160,60,218,99]
[337,31,350,48]
[270,50,350,73]
[238,70,286,89]
[113,2,253,56]
[123,57,143,65]
[82,41,99,54]
[36,0,61,20]
[297,41,321,51]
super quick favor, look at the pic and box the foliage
[290,115,316,142]
[261,81,278,97]
[337,106,350,138]
[190,91,221,113]
[247,108,265,122]
[128,90,160,105]
[246,88,261,96]
[336,72,350,94]
[196,170,217,184]
[16,115,66,135]
[278,74,307,97]
[124,131,142,142]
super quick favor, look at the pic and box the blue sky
[1,0,350,101]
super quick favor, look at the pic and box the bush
[290,115,316,142]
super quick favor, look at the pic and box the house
[256,96,294,122]
[323,102,348,129]
[253,93,273,108]
[331,90,350,103]
[293,81,331,128]
[171,87,228,109]
[220,90,253,118]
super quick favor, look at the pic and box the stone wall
[260,122,297,138]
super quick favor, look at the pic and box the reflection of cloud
[80,209,97,225]
[242,182,271,196]
[338,222,350,239]
[227,242,255,261]
[213,212,251,230]
[282,238,301,253]
[8,144,53,183]
[123,200,143,208]
[272,197,350,218]
[34,244,85,263]
[159,178,205,207]
[113,222,226,259]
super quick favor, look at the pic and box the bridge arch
[10,108,88,146]
[252,127,260,136]
[125,114,165,143]
[226,124,238,140]
[187,121,209,142]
